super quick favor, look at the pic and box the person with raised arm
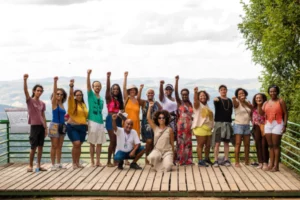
[232,88,252,167]
[146,104,175,172]
[86,69,106,167]
[174,75,193,165]
[192,87,214,167]
[112,114,145,170]
[262,85,288,172]
[23,74,47,172]
[66,79,88,169]
[138,84,162,164]
[48,76,67,171]
[123,71,140,137]
[251,93,268,170]
[105,72,124,167]
[211,85,233,167]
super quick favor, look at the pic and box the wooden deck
[0,163,299,197]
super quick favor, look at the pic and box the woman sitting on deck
[146,104,175,172]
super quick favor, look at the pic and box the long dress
[141,101,160,142]
[147,127,173,172]
[176,103,193,165]
[124,98,140,137]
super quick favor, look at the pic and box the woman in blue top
[87,69,106,167]
[49,76,67,171]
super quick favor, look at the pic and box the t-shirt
[87,90,104,124]
[214,97,233,123]
[26,98,46,127]
[68,97,88,124]
[161,96,177,113]
[115,127,140,153]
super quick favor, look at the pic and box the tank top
[52,106,66,124]
[264,100,283,124]
[153,127,172,154]
[107,98,120,113]
[161,96,177,113]
[234,100,251,125]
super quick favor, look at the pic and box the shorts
[29,125,45,149]
[48,122,66,138]
[105,114,122,131]
[233,124,251,135]
[213,123,232,143]
[87,120,107,145]
[141,124,153,142]
[67,124,87,143]
[264,120,284,135]
[193,125,212,137]
[114,146,145,161]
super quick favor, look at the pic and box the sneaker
[118,161,124,170]
[204,158,213,165]
[130,162,142,170]
[50,165,58,171]
[222,160,231,167]
[212,161,219,167]
[198,160,208,167]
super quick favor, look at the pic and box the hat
[165,84,174,91]
[127,84,138,95]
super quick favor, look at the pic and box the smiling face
[269,87,278,99]
[93,81,102,94]
[181,90,189,102]
[124,119,133,133]
[33,86,43,98]
[255,94,263,105]
[158,114,166,125]
[112,85,120,96]
[75,91,83,102]
[56,90,64,101]
[219,87,227,97]
[199,92,207,104]
[129,88,137,97]
[237,89,246,102]
[146,89,154,101]
[165,87,173,96]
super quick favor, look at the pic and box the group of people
[23,70,288,173]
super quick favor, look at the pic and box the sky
[0,0,260,81]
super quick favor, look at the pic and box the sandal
[38,167,48,171]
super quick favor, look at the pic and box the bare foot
[270,167,279,172]
[235,163,241,168]
[256,163,263,169]
[107,163,114,167]
[262,163,268,171]
[125,160,130,165]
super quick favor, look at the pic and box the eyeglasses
[158,117,165,120]
[56,93,63,96]
[75,94,83,97]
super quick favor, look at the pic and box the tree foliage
[238,0,300,123]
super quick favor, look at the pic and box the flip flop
[38,167,48,171]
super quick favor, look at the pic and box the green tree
[238,0,300,124]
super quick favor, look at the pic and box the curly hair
[252,93,267,109]
[234,88,248,98]
[198,90,210,102]
[50,88,67,103]
[268,85,280,95]
[153,110,171,126]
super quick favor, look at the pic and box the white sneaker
[56,163,66,169]
[51,165,58,171]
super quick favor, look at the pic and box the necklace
[220,97,230,111]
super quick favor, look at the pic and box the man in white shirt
[112,114,145,170]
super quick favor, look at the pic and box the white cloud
[0,0,261,82]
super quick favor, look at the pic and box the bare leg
[265,133,273,170]
[196,136,206,161]
[96,144,102,166]
[235,134,242,167]
[107,130,116,166]
[272,134,282,171]
[214,142,220,162]
[50,137,58,165]
[204,136,212,159]
[29,147,37,168]
[133,149,145,163]
[243,135,250,165]
[57,135,65,164]
[72,141,81,168]
[90,143,95,166]
[145,139,153,165]
[224,142,230,161]
[253,125,263,165]
[37,146,43,168]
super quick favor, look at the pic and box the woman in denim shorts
[232,88,252,167]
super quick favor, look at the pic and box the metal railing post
[6,121,9,163]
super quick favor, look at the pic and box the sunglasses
[158,117,165,120]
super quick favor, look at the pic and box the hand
[213,97,219,102]
[107,72,111,77]
[140,84,144,89]
[87,69,92,75]
[129,150,136,158]
[112,114,118,120]
[149,102,154,108]
[194,87,198,93]
[54,76,58,81]
[124,71,128,77]
[281,126,286,134]
[175,75,179,80]
[160,80,165,85]
[23,74,29,80]
[69,79,74,87]
[44,128,48,138]
[232,96,237,101]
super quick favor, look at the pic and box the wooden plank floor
[0,163,299,197]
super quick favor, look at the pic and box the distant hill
[0,77,261,120]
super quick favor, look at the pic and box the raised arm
[193,87,200,109]
[105,72,112,102]
[232,96,239,108]
[23,74,30,100]
[159,80,165,102]
[112,114,118,133]
[147,102,157,130]
[69,79,74,100]
[137,84,145,106]
[123,71,128,101]
[174,75,181,106]
[87,69,92,92]
[52,76,58,107]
